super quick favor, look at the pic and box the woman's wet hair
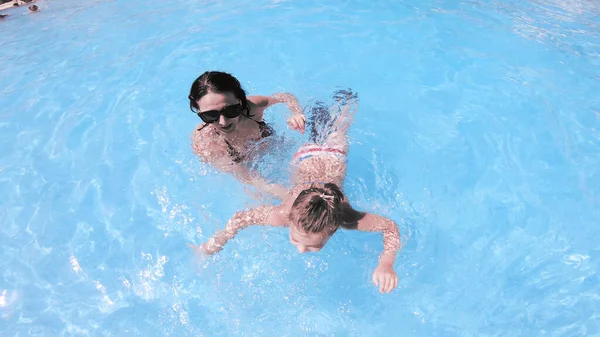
[188,71,250,115]
[289,183,345,235]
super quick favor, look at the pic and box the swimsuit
[224,120,273,163]
[292,91,354,166]
[197,115,274,163]
[293,144,346,166]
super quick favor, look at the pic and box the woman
[190,92,402,294]
[188,71,306,198]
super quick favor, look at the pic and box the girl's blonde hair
[289,183,345,235]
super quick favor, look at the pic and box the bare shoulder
[342,206,396,233]
[265,194,298,227]
[340,202,368,230]
[245,97,268,122]
[267,204,290,227]
[190,125,227,161]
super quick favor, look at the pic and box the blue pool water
[1,0,599,335]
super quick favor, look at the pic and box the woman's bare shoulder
[245,98,267,122]
[190,125,226,159]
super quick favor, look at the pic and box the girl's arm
[354,213,401,266]
[342,204,401,293]
[190,205,287,255]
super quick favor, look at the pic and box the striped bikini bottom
[293,144,346,166]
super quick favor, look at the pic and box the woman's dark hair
[188,71,250,115]
[289,183,345,235]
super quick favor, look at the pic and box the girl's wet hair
[188,71,250,115]
[289,183,345,235]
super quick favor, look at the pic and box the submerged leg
[307,89,358,146]
[308,101,332,144]
[324,89,358,152]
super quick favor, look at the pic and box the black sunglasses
[196,103,244,123]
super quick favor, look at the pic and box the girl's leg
[307,101,332,144]
[307,89,358,145]
[324,90,358,152]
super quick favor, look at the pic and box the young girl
[190,91,401,294]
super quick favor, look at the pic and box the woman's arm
[229,164,288,199]
[248,94,305,133]
[191,130,287,199]
[248,93,302,115]
[190,205,287,254]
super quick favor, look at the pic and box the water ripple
[0,0,599,335]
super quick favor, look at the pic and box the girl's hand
[372,263,398,293]
[286,113,306,133]
[188,241,221,256]
[188,243,207,254]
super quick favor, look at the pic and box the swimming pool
[1,0,599,335]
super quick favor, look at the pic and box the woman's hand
[272,92,302,115]
[262,93,305,133]
[372,263,398,293]
[287,113,306,133]
[266,183,289,200]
